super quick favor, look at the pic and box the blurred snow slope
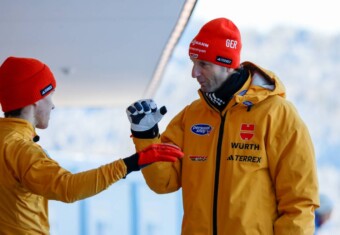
[36,21,340,234]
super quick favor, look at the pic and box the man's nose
[191,65,201,78]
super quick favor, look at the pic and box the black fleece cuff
[131,124,159,139]
[123,153,140,175]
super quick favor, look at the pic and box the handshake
[124,99,183,174]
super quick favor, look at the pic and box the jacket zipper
[213,113,226,235]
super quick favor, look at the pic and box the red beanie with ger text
[0,57,56,112]
[189,18,242,68]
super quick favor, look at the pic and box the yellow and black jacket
[133,62,319,235]
[0,118,127,234]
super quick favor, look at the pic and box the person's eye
[199,61,208,67]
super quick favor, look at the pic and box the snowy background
[3,0,340,234]
[37,21,340,234]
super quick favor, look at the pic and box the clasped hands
[126,99,183,167]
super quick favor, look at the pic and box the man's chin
[200,87,208,92]
[200,87,212,93]
[36,123,49,129]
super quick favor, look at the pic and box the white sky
[194,0,339,35]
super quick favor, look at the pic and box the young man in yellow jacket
[0,56,184,234]
[126,18,319,235]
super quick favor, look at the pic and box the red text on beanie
[188,18,242,68]
[0,57,56,112]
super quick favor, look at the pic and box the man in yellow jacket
[126,18,319,235]
[0,56,184,234]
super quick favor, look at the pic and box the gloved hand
[137,143,183,165]
[126,99,167,133]
[123,143,184,175]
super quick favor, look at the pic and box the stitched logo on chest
[240,123,255,140]
[189,155,208,161]
[227,155,261,163]
[191,124,212,136]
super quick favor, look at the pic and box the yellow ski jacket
[0,118,127,234]
[134,62,319,235]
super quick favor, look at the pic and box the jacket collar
[0,117,37,142]
[198,61,286,113]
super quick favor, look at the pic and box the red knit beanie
[189,18,242,68]
[0,57,56,112]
